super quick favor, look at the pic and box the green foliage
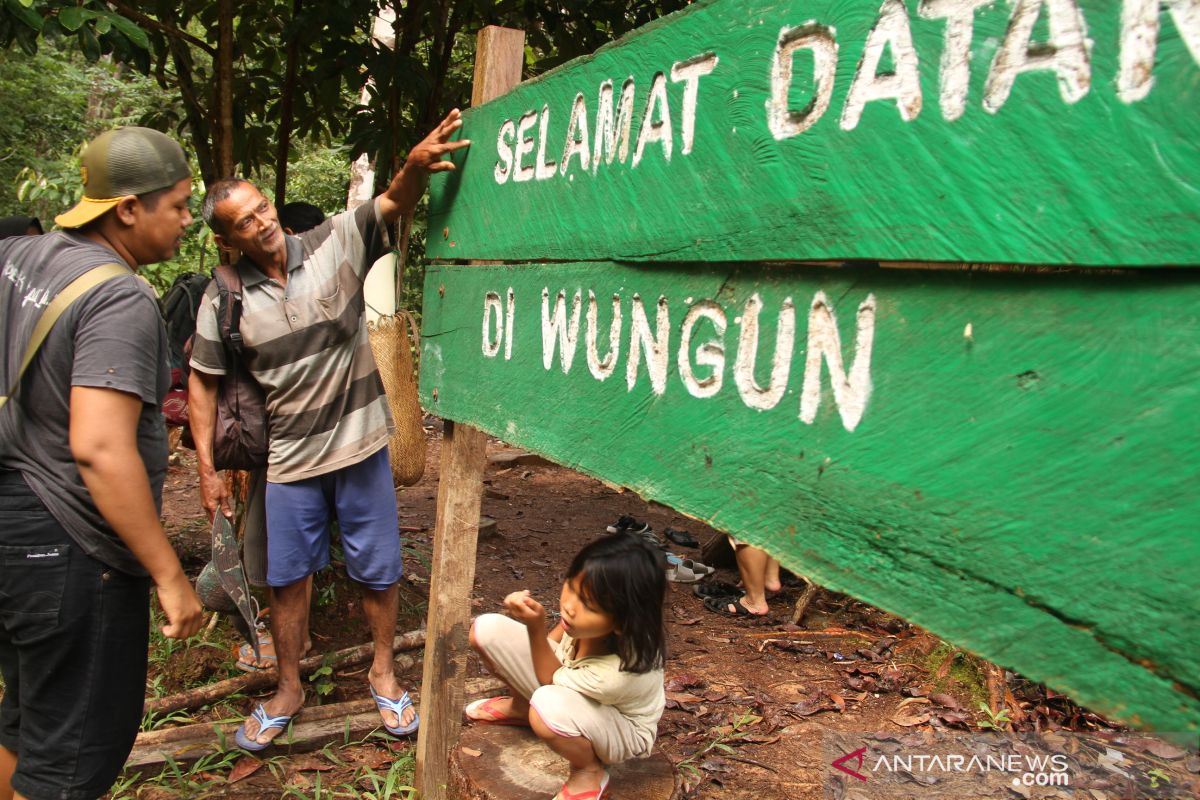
[976,701,1012,731]
[308,659,337,700]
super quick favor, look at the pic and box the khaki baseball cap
[54,126,191,229]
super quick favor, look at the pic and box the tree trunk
[167,38,216,185]
[216,0,235,177]
[273,0,302,206]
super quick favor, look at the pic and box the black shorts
[0,471,151,800]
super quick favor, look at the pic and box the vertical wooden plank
[471,26,525,108]
[413,420,488,799]
[414,25,525,800]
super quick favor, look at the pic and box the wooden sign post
[419,0,1200,777]
[413,26,526,800]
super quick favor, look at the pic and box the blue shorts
[264,448,401,591]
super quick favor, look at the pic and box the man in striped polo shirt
[188,110,468,750]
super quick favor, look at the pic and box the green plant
[107,769,141,800]
[147,748,241,797]
[141,706,195,732]
[1147,767,1172,789]
[976,701,1012,731]
[675,710,763,784]
[345,750,417,800]
[308,658,337,701]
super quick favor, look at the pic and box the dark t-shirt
[0,231,169,575]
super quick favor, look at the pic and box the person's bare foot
[554,765,610,799]
[465,695,530,725]
[368,670,417,730]
[237,628,313,671]
[238,688,303,747]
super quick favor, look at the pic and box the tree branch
[105,0,217,56]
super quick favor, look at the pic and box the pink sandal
[553,770,610,800]
[464,696,528,726]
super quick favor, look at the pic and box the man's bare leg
[240,578,307,745]
[362,584,415,729]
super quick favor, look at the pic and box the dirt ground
[141,427,1194,800]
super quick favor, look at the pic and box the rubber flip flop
[666,554,714,575]
[664,527,699,548]
[464,696,528,726]
[370,684,420,736]
[693,581,744,599]
[234,704,297,752]
[666,563,704,583]
[703,594,768,618]
[553,770,611,800]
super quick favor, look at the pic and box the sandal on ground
[234,704,298,752]
[665,554,714,576]
[606,515,650,535]
[370,684,420,736]
[666,563,708,583]
[553,770,611,800]
[464,696,528,726]
[692,581,743,599]
[663,527,699,548]
[703,594,768,618]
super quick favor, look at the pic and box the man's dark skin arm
[377,109,470,225]
[188,368,231,520]
[70,386,204,639]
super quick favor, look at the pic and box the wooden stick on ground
[789,579,821,626]
[144,629,425,716]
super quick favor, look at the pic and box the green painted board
[419,260,1200,736]
[428,0,1200,266]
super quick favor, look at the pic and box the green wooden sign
[420,261,1200,736]
[428,0,1199,266]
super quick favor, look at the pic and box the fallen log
[144,628,425,716]
[127,677,506,771]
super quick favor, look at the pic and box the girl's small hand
[503,590,546,627]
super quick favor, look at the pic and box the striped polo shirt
[190,200,394,483]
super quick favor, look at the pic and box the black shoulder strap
[213,264,244,355]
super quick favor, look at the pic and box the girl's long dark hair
[567,532,667,673]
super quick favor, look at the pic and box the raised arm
[377,109,471,225]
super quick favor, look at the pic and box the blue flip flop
[370,684,420,736]
[234,704,296,752]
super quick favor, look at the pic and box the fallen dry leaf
[228,757,262,784]
[288,754,334,772]
[666,691,706,705]
[1137,738,1187,760]
[929,693,962,710]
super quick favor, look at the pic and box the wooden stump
[449,725,677,800]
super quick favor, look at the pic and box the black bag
[160,271,211,371]
[210,264,268,471]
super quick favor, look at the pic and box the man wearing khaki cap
[0,127,204,800]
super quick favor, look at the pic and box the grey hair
[201,177,254,235]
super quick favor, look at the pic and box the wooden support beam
[414,30,524,800]
[413,420,490,799]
